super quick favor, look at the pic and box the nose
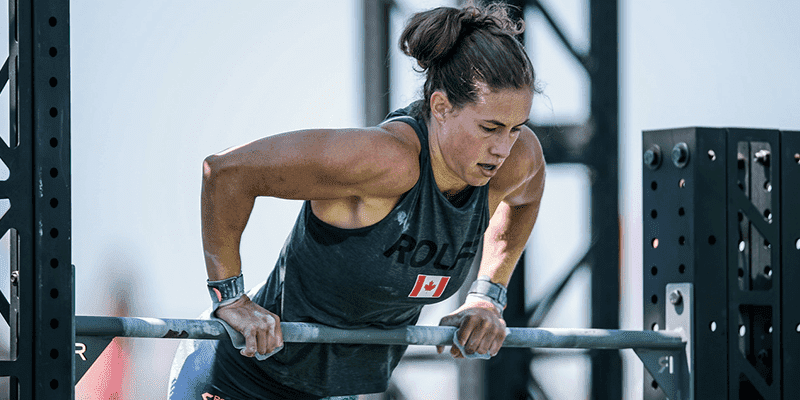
[489,131,514,159]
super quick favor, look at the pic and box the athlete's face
[431,84,533,188]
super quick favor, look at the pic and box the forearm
[201,157,256,280]
[479,200,540,286]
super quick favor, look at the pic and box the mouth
[477,163,498,174]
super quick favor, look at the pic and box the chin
[468,176,492,187]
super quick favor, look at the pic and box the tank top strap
[382,114,430,164]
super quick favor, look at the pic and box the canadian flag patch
[408,274,450,298]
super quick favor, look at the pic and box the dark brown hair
[400,2,537,118]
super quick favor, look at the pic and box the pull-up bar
[75,315,684,350]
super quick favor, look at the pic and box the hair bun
[399,7,461,70]
[400,4,524,71]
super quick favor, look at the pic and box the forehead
[464,83,533,125]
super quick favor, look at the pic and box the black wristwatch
[207,273,245,311]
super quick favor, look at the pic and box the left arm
[439,131,546,358]
[479,177,544,286]
[481,124,547,286]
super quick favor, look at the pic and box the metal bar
[0,290,8,323]
[529,123,591,164]
[75,315,684,350]
[362,0,392,126]
[31,0,74,396]
[529,0,591,75]
[0,136,9,160]
[0,57,7,92]
[588,0,621,397]
[6,0,37,396]
[526,238,597,326]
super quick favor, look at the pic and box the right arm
[201,125,418,356]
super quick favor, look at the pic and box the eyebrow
[483,118,530,128]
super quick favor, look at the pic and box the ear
[430,91,452,124]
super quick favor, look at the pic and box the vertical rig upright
[643,127,799,400]
[642,128,728,400]
[0,0,73,398]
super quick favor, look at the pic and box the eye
[481,125,498,133]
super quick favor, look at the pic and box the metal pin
[644,145,662,170]
[754,149,770,166]
[668,290,682,305]
[671,143,689,168]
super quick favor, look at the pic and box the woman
[171,3,545,399]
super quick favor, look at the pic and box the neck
[426,119,469,196]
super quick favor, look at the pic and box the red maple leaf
[424,281,437,291]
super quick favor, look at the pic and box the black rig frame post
[643,128,799,400]
[0,0,73,398]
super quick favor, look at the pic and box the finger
[450,345,463,359]
[257,313,279,352]
[241,327,256,357]
[271,314,284,348]
[455,320,476,351]
[478,321,507,357]
[489,333,505,357]
[462,320,488,355]
[439,314,463,328]
[474,331,496,356]
[256,326,269,355]
[251,308,281,353]
[474,321,503,355]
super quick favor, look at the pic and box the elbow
[203,153,238,182]
[202,154,234,191]
[202,154,219,181]
[202,153,252,198]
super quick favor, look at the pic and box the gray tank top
[224,104,490,397]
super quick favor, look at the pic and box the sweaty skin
[202,85,544,359]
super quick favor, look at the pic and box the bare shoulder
[371,121,422,194]
[322,122,421,198]
[489,125,546,205]
[378,119,422,155]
